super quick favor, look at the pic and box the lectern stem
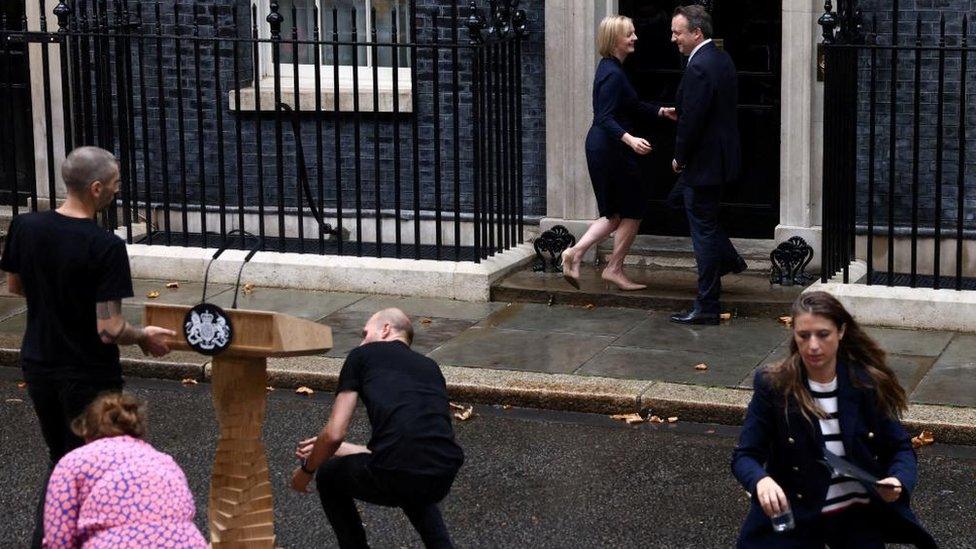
[209,356,276,548]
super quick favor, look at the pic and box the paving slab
[911,334,976,407]
[131,279,233,306]
[612,314,791,358]
[577,345,766,387]
[319,309,477,357]
[343,295,504,322]
[476,302,648,336]
[209,287,366,321]
[0,296,25,320]
[863,327,954,357]
[428,327,614,374]
[886,354,937,395]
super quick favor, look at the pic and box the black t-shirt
[0,210,134,381]
[336,340,464,476]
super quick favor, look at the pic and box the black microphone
[230,233,263,309]
[200,240,232,304]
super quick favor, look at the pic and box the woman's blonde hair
[72,392,147,441]
[597,15,634,58]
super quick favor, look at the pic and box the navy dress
[585,57,662,220]
[731,362,936,548]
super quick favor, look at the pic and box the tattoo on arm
[97,300,145,345]
[96,300,122,320]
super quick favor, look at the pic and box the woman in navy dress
[561,15,676,290]
[732,291,936,548]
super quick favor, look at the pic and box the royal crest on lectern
[184,303,234,356]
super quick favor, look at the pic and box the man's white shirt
[687,38,713,64]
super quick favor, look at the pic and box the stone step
[491,264,807,318]
[595,235,775,273]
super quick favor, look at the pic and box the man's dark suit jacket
[674,40,741,187]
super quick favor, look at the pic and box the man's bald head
[362,308,414,346]
[61,146,119,194]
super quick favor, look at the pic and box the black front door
[0,0,35,207]
[619,0,780,238]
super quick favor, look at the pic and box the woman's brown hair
[765,291,908,421]
[71,392,147,441]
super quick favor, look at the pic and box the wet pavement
[0,277,974,408]
[2,372,975,548]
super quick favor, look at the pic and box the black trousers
[316,453,456,549]
[26,375,123,549]
[669,183,741,314]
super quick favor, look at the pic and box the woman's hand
[755,476,790,518]
[876,476,903,503]
[622,133,652,155]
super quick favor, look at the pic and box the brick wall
[103,0,545,227]
[852,0,976,232]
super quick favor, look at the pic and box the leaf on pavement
[454,407,474,421]
[295,386,314,396]
[610,413,645,425]
[667,416,679,423]
[146,290,160,299]
[16,381,27,389]
[778,315,793,327]
[166,281,180,289]
[243,283,255,295]
[694,363,709,371]
[266,386,275,392]
[648,415,665,424]
[911,430,934,449]
[583,303,596,310]
[180,378,198,386]
[420,317,433,325]
[720,312,732,321]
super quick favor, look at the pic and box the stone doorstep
[5,351,972,446]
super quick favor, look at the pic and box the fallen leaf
[146,290,160,299]
[242,283,256,295]
[547,295,555,307]
[6,398,22,403]
[911,430,934,449]
[453,406,475,421]
[705,429,715,434]
[610,413,645,425]
[266,386,275,392]
[648,415,665,424]
[720,312,732,321]
[449,402,467,411]
[165,281,180,289]
[420,317,433,325]
[501,404,512,410]
[584,303,596,310]
[295,386,314,396]
[180,378,198,386]
[667,416,679,423]
[778,315,793,327]
[16,381,27,389]
[694,363,709,371]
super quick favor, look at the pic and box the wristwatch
[300,458,315,475]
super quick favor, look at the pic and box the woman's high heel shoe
[601,270,646,291]
[561,249,580,289]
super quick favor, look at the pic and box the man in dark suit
[668,5,746,325]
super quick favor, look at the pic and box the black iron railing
[0,0,527,263]
[819,0,975,289]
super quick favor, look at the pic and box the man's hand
[138,326,175,357]
[295,437,316,460]
[672,159,683,174]
[290,467,314,493]
[876,476,903,503]
[659,107,678,121]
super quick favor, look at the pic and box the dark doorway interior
[0,0,35,207]
[619,0,781,238]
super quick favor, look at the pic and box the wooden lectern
[145,303,333,548]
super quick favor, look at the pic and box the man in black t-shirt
[1,146,175,547]
[291,308,464,549]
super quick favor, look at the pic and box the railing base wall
[125,242,535,302]
[808,260,976,331]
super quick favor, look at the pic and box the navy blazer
[588,57,662,151]
[731,362,936,548]
[674,41,741,187]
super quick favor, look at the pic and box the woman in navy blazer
[560,15,676,291]
[732,291,936,548]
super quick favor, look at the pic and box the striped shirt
[808,377,871,514]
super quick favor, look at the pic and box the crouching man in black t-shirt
[291,308,464,548]
[1,146,176,547]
